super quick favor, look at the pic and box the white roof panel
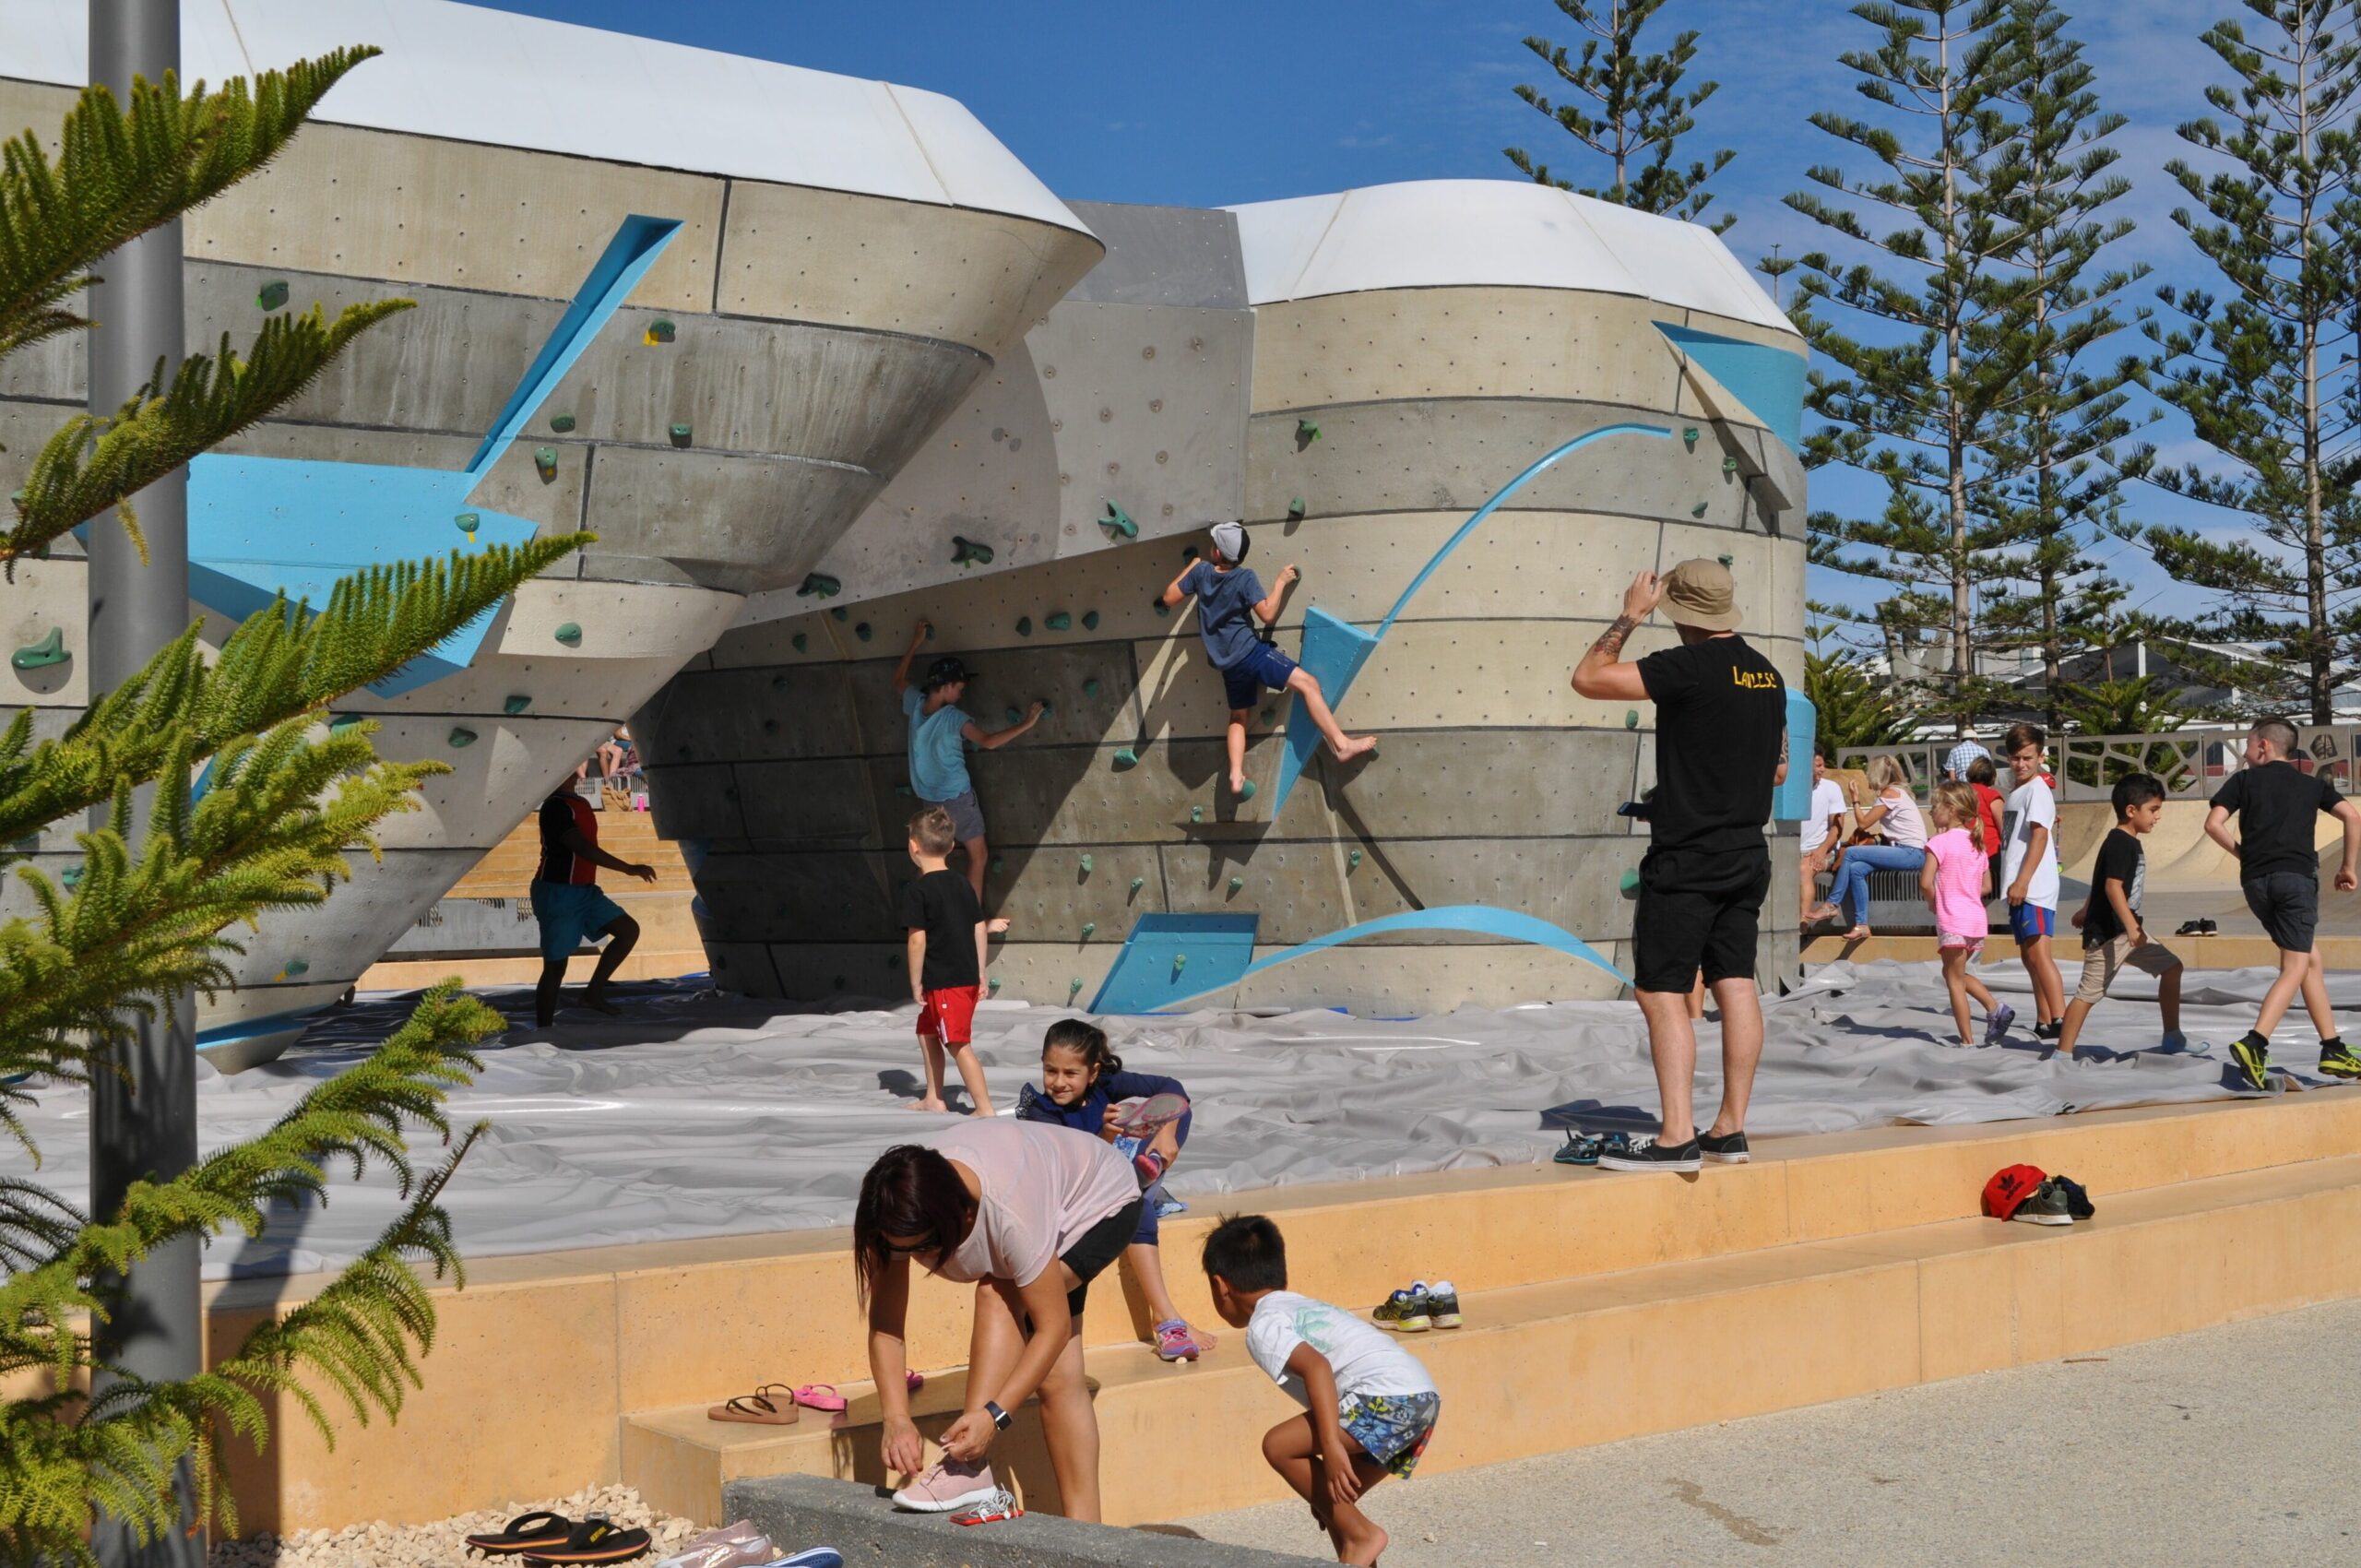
[0,0,1087,236]
[1227,179,1795,336]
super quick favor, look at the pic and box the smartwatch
[984,1399,1012,1431]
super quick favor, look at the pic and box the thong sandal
[793,1372,922,1414]
[706,1384,799,1425]
[519,1520,652,1566]
[466,1512,574,1556]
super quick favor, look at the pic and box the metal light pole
[87,3,201,1564]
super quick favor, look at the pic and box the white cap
[1211,520,1249,563]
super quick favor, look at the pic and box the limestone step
[621,1149,2361,1525]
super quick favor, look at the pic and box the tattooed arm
[1570,572,1663,701]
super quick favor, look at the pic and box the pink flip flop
[793,1372,922,1414]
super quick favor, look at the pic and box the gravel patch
[210,1485,699,1568]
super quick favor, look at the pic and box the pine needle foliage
[1505,0,1738,230]
[1,51,589,1567]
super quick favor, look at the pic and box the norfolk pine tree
[2136,0,2361,724]
[0,53,587,1565]
[1785,0,2034,734]
[1980,0,2150,735]
[1504,0,1738,229]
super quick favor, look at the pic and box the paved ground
[1180,1298,2361,1566]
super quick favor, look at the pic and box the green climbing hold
[1006,707,1023,724]
[798,574,841,599]
[455,511,481,535]
[11,626,65,671]
[1082,610,1100,631]
[1260,707,1275,724]
[1172,954,1188,970]
[535,446,559,481]
[1619,868,1643,894]
[1682,426,1700,449]
[1624,709,1639,730]
[855,622,872,642]
[1069,977,1086,994]
[1113,747,1139,768]
[1717,553,1734,567]
[1081,922,1097,940]
[991,856,1005,873]
[670,422,693,447]
[447,726,478,747]
[1691,502,1709,517]
[895,783,915,797]
[550,411,577,434]
[61,865,83,888]
[952,534,995,566]
[1723,456,1740,474]
[1100,501,1138,538]
[1079,854,1094,874]
[1238,780,1257,801]
[1182,545,1199,563]
[1190,805,1204,823]
[1153,600,1169,617]
[1045,611,1073,632]
[1228,876,1244,893]
[1038,698,1052,716]
[283,958,310,977]
[1084,678,1101,699]
[646,318,676,344]
[1297,417,1322,444]
[988,978,1003,994]
[256,279,291,311]
[1130,876,1145,892]
[503,693,531,715]
[329,713,363,735]
[772,674,789,690]
[791,633,808,653]
[830,607,848,622]
[1348,849,1363,870]
[554,622,583,647]
[1016,616,1033,637]
[1287,496,1307,520]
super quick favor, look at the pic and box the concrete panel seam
[703,307,999,367]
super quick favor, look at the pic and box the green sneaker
[2229,1035,2272,1092]
[1371,1287,1430,1333]
[2320,1040,2361,1080]
[2010,1179,2075,1226]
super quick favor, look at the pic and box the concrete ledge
[722,1473,1319,1566]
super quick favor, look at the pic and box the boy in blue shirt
[1155,521,1375,799]
[894,620,1042,906]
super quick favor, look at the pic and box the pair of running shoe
[1371,1278,1462,1333]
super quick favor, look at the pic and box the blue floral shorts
[1339,1390,1441,1479]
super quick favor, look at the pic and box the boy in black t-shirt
[2205,719,2361,1086]
[2057,774,2185,1058]
[1571,559,1786,1173]
[900,805,1001,1115]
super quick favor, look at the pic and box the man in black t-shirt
[2204,718,2361,1086]
[1572,559,1786,1172]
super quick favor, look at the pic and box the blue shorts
[2010,903,2057,943]
[1220,640,1299,711]
[530,881,628,962]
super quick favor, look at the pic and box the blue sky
[480,0,2260,641]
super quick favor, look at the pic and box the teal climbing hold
[1682,426,1700,448]
[1260,707,1275,724]
[895,783,914,797]
[855,622,872,642]
[455,511,480,535]
[1347,849,1363,870]
[1079,854,1094,874]
[1228,876,1244,894]
[1082,611,1100,631]
[328,713,363,735]
[772,674,789,690]
[1190,805,1204,823]
[447,726,478,747]
[1723,456,1740,474]
[952,534,995,566]
[554,622,583,647]
[1287,496,1307,520]
[1016,616,1032,636]
[798,574,841,599]
[256,279,291,311]
[670,422,693,447]
[1172,954,1188,969]
[1691,502,1708,517]
[1100,501,1138,539]
[1624,709,1639,730]
[1718,552,1734,567]
[550,411,577,434]
[1081,922,1097,940]
[60,865,83,888]
[791,633,808,652]
[991,856,1005,873]
[1238,780,1257,801]
[1130,876,1145,893]
[283,958,310,977]
[1153,600,1169,617]
[1619,868,1642,894]
[988,978,1002,994]
[1113,747,1139,767]
[1070,977,1086,995]
[1297,417,1322,445]
[1038,698,1052,716]
[1182,544,1199,564]
[1006,707,1022,724]
[1084,678,1101,699]
[1046,611,1073,632]
[645,318,675,344]
[534,446,559,481]
[11,627,65,670]
[503,693,531,714]
[830,607,848,622]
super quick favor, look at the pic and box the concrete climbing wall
[641,182,1809,1013]
[0,6,1098,1063]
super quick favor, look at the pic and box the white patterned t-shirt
[1244,1290,1438,1408]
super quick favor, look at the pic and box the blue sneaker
[1984,1003,2015,1047]
[1553,1131,1602,1166]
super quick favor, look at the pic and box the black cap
[922,655,978,689]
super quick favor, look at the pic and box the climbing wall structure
[639,181,1810,1013]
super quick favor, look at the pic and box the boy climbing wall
[1157,521,1374,800]
[893,620,1042,907]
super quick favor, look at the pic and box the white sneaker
[655,1523,773,1568]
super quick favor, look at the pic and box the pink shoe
[892,1455,998,1514]
[1133,1148,1166,1187]
[1153,1318,1202,1362]
[652,1523,772,1568]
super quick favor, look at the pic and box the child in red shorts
[901,805,999,1115]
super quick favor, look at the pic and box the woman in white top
[1809,754,1930,940]
[853,1120,1143,1522]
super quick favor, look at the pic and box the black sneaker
[1598,1135,1703,1173]
[2033,1021,2062,1043]
[2230,1035,2272,1091]
[2320,1040,2361,1080]
[1553,1132,1603,1166]
[1698,1130,1750,1164]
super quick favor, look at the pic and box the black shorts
[1632,842,1772,994]
[2243,873,2319,955]
[1057,1197,1145,1319]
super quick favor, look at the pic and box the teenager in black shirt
[1572,560,1786,1172]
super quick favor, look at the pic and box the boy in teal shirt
[894,619,1041,906]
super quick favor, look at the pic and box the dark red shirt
[536,791,599,885]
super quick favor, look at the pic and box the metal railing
[1839,726,2361,803]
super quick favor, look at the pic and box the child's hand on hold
[908,618,931,651]
[1277,564,1300,588]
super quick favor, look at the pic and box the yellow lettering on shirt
[1731,670,1782,690]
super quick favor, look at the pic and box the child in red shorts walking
[902,806,999,1115]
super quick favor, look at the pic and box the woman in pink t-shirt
[1920,781,2011,1047]
[854,1120,1143,1522]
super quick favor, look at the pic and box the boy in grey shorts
[2205,718,2361,1087]
[893,620,1042,908]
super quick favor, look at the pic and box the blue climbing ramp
[1270,422,1672,812]
[1653,322,1807,455]
[178,214,682,696]
[1090,906,1630,1014]
[1772,690,1818,820]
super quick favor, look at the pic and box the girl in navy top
[1018,1019,1213,1361]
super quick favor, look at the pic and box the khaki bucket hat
[1661,557,1742,632]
